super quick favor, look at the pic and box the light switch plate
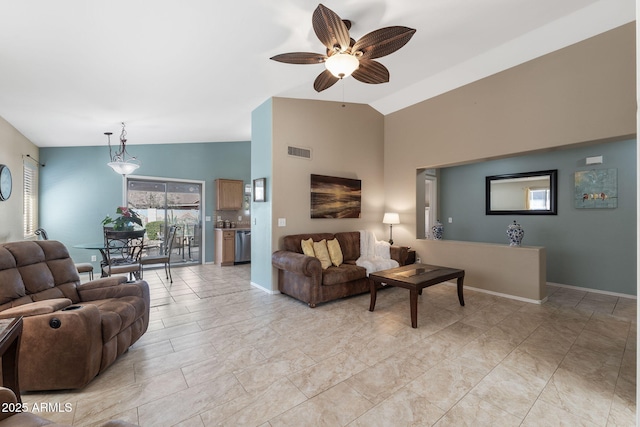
[278,218,286,227]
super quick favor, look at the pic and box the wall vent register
[287,146,312,159]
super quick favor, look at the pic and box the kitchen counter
[215,228,251,265]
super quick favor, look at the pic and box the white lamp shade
[325,53,359,78]
[108,161,139,175]
[383,212,400,225]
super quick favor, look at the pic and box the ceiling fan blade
[312,4,350,52]
[352,26,416,60]
[351,60,389,84]
[270,52,327,65]
[313,69,340,92]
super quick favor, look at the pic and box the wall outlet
[278,218,286,227]
[91,255,97,262]
[448,217,453,223]
[238,216,242,221]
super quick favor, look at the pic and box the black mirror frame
[486,169,558,215]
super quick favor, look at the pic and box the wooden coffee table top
[369,263,464,288]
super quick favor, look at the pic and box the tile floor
[23,264,636,426]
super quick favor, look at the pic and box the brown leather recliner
[0,240,150,391]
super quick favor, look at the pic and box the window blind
[23,161,37,237]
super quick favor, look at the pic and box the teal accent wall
[39,141,250,267]
[250,99,273,291]
[439,139,636,295]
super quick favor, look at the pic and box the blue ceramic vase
[507,220,524,246]
[432,220,444,240]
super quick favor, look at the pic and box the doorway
[424,174,438,239]
[126,177,204,266]
[416,168,438,239]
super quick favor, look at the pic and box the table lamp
[383,212,400,245]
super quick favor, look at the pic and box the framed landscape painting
[310,174,361,218]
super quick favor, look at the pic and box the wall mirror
[486,169,557,215]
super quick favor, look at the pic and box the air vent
[287,146,312,159]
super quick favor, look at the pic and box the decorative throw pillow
[327,238,343,267]
[301,238,316,257]
[313,239,332,269]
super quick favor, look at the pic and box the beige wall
[421,241,546,301]
[384,23,635,263]
[0,116,39,242]
[269,97,386,286]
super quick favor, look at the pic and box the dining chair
[35,227,94,280]
[140,225,179,283]
[34,228,49,240]
[102,229,145,280]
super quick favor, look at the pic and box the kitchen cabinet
[215,179,244,210]
[215,229,235,266]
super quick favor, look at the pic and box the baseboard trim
[547,282,637,300]
[251,281,280,295]
[250,280,636,301]
[443,281,546,304]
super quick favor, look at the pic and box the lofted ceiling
[0,0,633,148]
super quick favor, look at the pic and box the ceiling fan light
[325,53,359,78]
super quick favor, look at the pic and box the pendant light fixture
[105,122,140,175]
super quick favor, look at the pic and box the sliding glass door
[126,177,203,266]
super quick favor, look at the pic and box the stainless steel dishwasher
[234,230,251,263]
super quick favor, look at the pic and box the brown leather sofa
[0,240,150,391]
[272,232,408,307]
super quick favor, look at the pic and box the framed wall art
[253,178,266,202]
[574,168,617,209]
[310,174,361,218]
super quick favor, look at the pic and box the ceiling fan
[270,4,416,92]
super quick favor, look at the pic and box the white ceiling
[0,0,633,148]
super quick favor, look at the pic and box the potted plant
[102,207,144,232]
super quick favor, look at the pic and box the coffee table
[369,263,465,328]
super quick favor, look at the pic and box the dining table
[73,242,109,276]
[74,240,161,277]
